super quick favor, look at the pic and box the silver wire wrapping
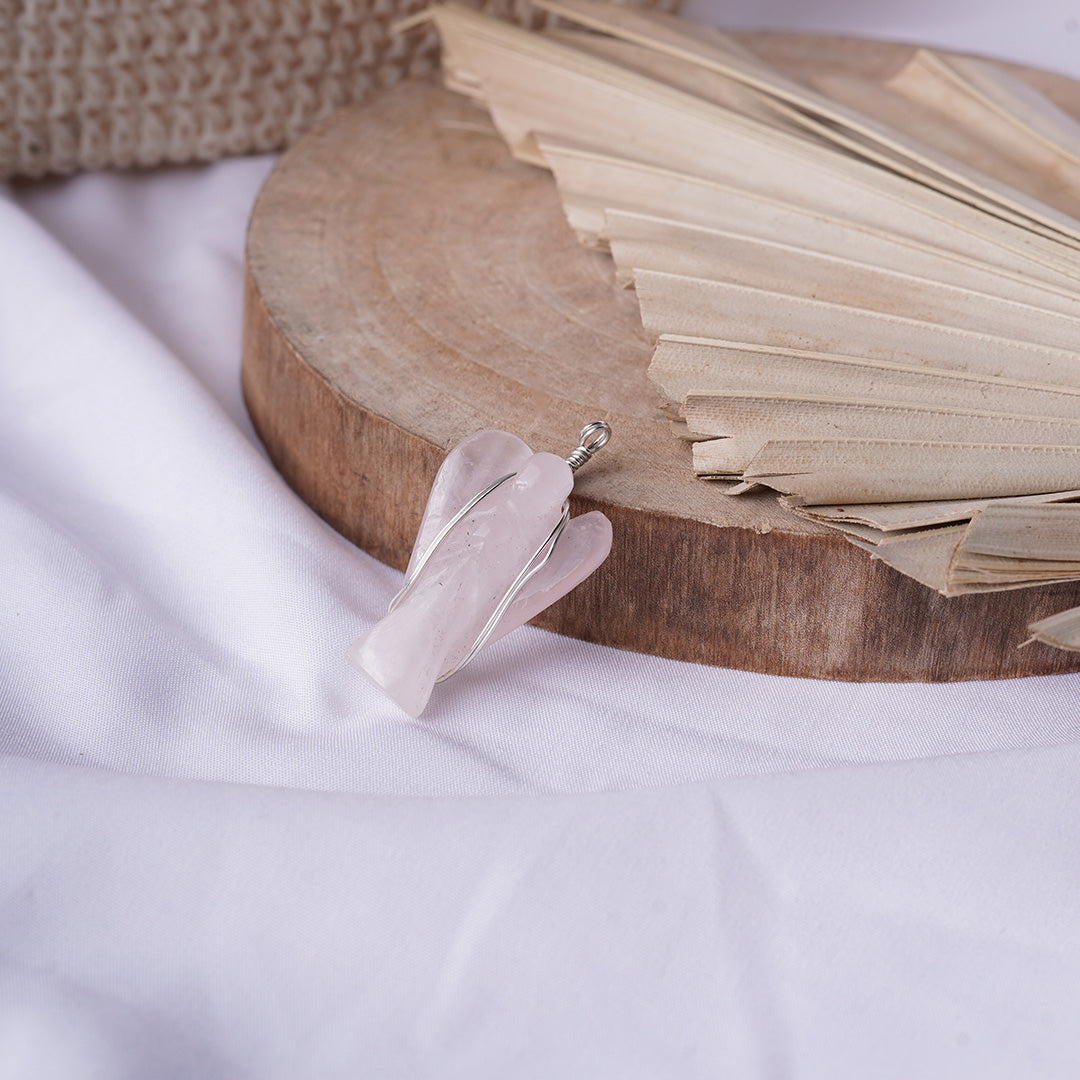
[386,471,517,615]
[386,422,612,682]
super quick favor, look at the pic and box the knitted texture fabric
[1,0,679,179]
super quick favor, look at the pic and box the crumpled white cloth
[3,746,1079,1080]
[3,8,1080,1075]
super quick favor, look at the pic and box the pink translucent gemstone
[348,430,612,717]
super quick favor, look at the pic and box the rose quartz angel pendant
[348,423,613,716]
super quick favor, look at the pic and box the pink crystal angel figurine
[348,423,613,716]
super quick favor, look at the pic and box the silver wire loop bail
[565,421,611,472]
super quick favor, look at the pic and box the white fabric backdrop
[2,4,1080,1077]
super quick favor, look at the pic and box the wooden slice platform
[242,32,1080,681]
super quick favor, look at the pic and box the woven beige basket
[0,0,678,179]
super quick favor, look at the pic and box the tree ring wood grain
[242,37,1080,681]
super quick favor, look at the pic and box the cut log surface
[242,45,1080,681]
